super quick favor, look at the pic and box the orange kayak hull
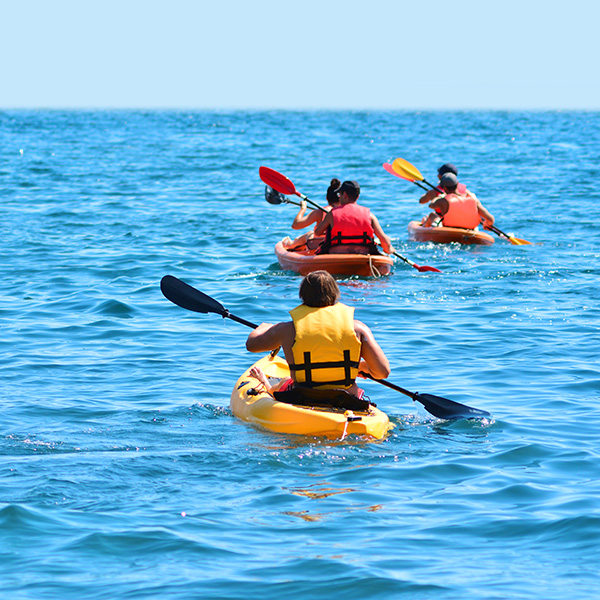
[408,221,494,245]
[274,240,393,277]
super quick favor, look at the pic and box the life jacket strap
[288,349,359,388]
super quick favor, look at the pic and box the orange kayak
[408,221,494,245]
[274,239,393,277]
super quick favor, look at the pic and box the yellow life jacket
[289,302,361,389]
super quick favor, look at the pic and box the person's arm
[354,320,391,380]
[370,213,394,254]
[476,200,494,228]
[419,188,440,204]
[246,322,293,353]
[429,197,448,216]
[314,210,334,237]
[292,204,322,230]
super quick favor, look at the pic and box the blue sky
[2,0,598,110]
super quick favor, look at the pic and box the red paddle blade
[259,166,298,196]
[415,264,442,273]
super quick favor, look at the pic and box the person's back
[442,190,480,229]
[289,300,360,390]
[314,181,394,255]
[326,201,375,253]
[422,173,494,229]
[245,270,390,396]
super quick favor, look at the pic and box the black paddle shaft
[360,372,491,420]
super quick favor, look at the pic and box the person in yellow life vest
[283,178,341,249]
[313,180,394,255]
[421,173,495,229]
[245,270,390,398]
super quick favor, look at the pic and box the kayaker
[421,173,495,229]
[419,163,469,204]
[246,270,390,398]
[313,180,394,255]
[283,178,341,249]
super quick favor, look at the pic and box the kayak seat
[274,386,374,412]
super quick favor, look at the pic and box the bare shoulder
[353,319,374,341]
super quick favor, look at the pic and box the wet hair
[299,270,340,307]
[326,178,341,206]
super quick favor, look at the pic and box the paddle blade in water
[392,158,424,182]
[259,166,297,196]
[415,392,492,420]
[391,250,442,274]
[416,264,443,273]
[160,275,227,316]
[489,225,533,246]
[507,235,532,246]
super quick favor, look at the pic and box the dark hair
[326,178,341,206]
[299,271,340,307]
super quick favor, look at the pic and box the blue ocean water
[1,110,599,599]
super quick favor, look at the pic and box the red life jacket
[442,192,480,229]
[328,203,374,247]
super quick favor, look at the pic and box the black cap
[438,163,458,176]
[336,180,360,198]
[440,173,458,189]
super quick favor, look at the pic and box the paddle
[391,158,440,191]
[160,275,491,420]
[385,246,442,273]
[261,166,442,273]
[359,372,491,420]
[487,224,532,246]
[387,158,533,245]
[260,166,323,212]
[265,184,326,212]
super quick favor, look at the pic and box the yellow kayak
[230,353,393,439]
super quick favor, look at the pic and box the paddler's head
[438,163,458,180]
[326,178,341,206]
[335,180,360,204]
[440,172,458,193]
[299,270,340,307]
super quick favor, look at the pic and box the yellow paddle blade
[511,236,532,245]
[392,158,424,182]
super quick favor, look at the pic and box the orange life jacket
[442,192,480,229]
